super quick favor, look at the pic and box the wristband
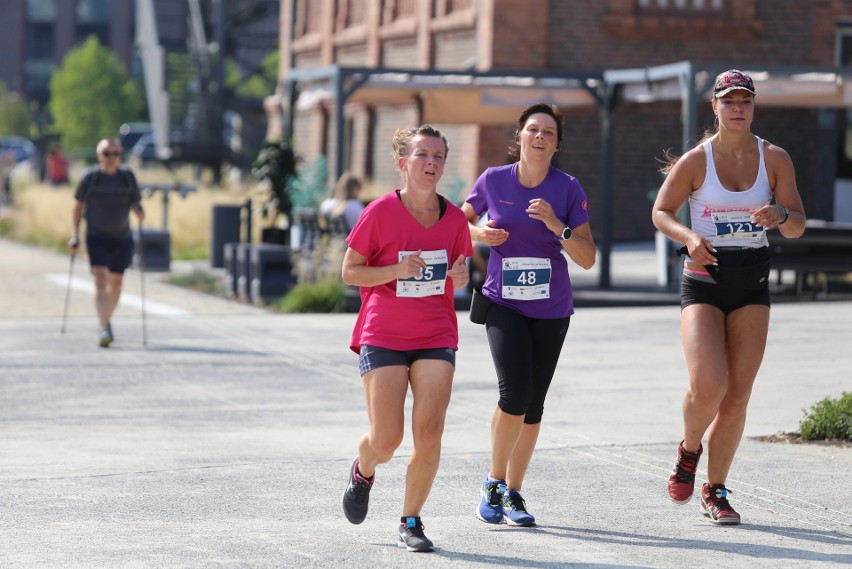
[777,205,789,225]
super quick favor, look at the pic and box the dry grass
[1,163,267,259]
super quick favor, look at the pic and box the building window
[636,0,724,9]
[382,0,416,24]
[26,0,56,101]
[77,0,111,23]
[837,25,852,178]
[76,0,111,46]
[435,0,473,16]
[336,0,366,31]
[26,0,55,21]
[296,0,322,37]
[605,0,760,40]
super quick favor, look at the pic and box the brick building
[0,0,135,106]
[271,0,852,241]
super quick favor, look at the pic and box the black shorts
[681,274,770,315]
[358,345,456,376]
[86,234,134,274]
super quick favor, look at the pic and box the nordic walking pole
[138,221,148,347]
[61,247,77,334]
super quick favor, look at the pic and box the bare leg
[357,365,408,477]
[707,304,769,483]
[488,405,524,481]
[680,304,728,453]
[91,267,124,329]
[106,271,123,323]
[402,359,453,517]
[506,421,541,491]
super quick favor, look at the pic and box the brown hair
[330,172,362,217]
[391,124,449,175]
[659,127,718,175]
[509,103,564,161]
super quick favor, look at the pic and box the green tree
[48,36,142,152]
[225,50,280,99]
[0,82,34,137]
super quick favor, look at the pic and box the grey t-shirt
[75,168,141,238]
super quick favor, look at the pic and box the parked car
[0,135,39,191]
[119,122,153,153]
[0,135,38,164]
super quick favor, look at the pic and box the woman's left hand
[750,205,785,230]
[447,254,469,290]
[526,198,561,235]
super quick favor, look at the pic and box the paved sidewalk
[1,238,850,568]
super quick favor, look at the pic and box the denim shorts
[86,234,134,274]
[358,345,456,376]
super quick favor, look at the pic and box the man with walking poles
[68,138,145,347]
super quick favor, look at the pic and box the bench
[768,219,852,296]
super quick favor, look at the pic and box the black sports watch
[559,226,572,241]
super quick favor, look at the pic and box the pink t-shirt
[346,191,473,353]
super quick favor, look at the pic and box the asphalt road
[1,238,850,568]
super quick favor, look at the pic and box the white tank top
[688,136,772,249]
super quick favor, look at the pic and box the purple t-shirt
[466,163,590,319]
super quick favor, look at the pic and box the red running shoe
[700,483,741,525]
[667,441,702,504]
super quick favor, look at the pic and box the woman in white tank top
[651,70,806,525]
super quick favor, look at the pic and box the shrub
[166,268,224,296]
[799,392,852,441]
[275,279,345,313]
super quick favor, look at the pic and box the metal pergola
[282,61,852,289]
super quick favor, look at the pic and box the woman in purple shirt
[462,103,596,526]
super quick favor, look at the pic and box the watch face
[561,227,572,240]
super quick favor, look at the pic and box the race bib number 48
[396,249,448,297]
[712,211,765,243]
[502,257,551,300]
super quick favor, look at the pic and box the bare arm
[341,247,427,288]
[461,201,509,246]
[652,148,718,266]
[132,202,146,225]
[562,222,596,270]
[762,142,805,238]
[525,197,596,270]
[69,200,84,253]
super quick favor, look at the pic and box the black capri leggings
[485,302,570,424]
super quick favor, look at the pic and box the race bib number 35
[502,257,551,300]
[397,249,448,297]
[712,211,765,243]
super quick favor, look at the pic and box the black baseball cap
[713,69,756,98]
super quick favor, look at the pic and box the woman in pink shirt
[340,124,472,552]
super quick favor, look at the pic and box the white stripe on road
[45,273,191,317]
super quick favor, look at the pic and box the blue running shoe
[502,489,536,527]
[476,477,506,524]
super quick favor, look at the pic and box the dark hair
[509,103,564,161]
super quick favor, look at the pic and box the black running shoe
[397,517,434,552]
[342,458,372,524]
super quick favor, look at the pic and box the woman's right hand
[396,250,428,279]
[68,236,79,254]
[685,233,717,266]
[477,220,509,247]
